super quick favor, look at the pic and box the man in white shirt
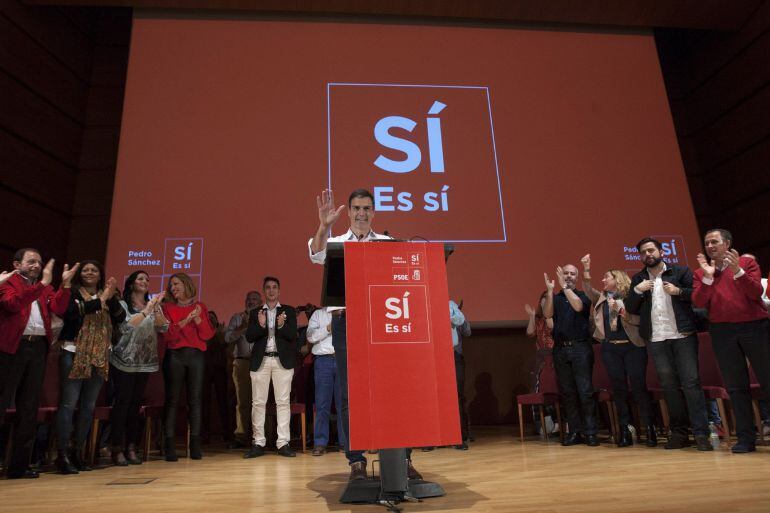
[308,188,421,481]
[306,306,345,456]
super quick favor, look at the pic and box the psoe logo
[327,83,506,242]
[368,285,430,344]
[622,235,687,265]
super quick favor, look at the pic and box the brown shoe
[406,460,422,480]
[349,461,367,481]
[312,445,326,456]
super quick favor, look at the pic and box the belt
[606,339,630,345]
[264,351,280,357]
[314,354,335,358]
[331,310,345,317]
[554,339,588,348]
[21,334,47,342]
[235,356,250,360]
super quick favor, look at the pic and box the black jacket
[624,265,697,340]
[245,304,297,371]
[59,288,125,342]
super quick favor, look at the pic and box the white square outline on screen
[368,284,431,345]
[327,82,507,243]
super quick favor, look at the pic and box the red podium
[322,241,461,504]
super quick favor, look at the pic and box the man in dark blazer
[624,237,711,451]
[243,276,298,458]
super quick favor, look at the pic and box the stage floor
[3,427,770,512]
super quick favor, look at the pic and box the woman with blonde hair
[581,254,656,447]
[160,273,214,461]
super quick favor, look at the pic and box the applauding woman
[160,273,215,461]
[109,271,168,465]
[56,261,125,474]
[581,254,655,447]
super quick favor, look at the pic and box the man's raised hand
[697,253,715,278]
[317,189,345,229]
[543,273,555,293]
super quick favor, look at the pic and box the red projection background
[105,14,700,323]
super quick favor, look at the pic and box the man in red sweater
[0,248,79,478]
[693,229,769,453]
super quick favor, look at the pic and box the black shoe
[731,440,756,454]
[420,446,435,452]
[561,433,585,446]
[454,441,469,450]
[71,450,92,471]
[617,429,632,447]
[189,436,202,460]
[277,444,296,457]
[6,469,40,479]
[164,437,178,462]
[646,425,658,447]
[244,444,265,458]
[695,435,714,451]
[586,435,600,447]
[664,435,691,450]
[407,460,423,480]
[56,451,79,475]
[349,461,367,481]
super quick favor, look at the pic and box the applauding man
[543,264,598,446]
[625,237,710,450]
[0,249,79,478]
[693,229,769,453]
[244,277,298,458]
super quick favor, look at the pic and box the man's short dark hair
[348,188,374,207]
[263,276,280,288]
[635,237,662,252]
[705,228,733,244]
[13,248,41,263]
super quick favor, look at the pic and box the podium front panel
[345,242,461,449]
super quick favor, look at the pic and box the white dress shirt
[305,308,335,355]
[23,300,46,337]
[262,302,281,353]
[635,263,684,342]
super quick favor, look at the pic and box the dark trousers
[56,350,104,449]
[648,334,708,436]
[331,314,413,465]
[710,320,770,442]
[0,338,47,473]
[109,366,150,448]
[553,340,597,435]
[600,341,652,428]
[163,347,204,438]
[454,351,469,441]
[313,354,345,447]
[202,363,231,442]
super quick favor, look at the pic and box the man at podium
[307,188,422,482]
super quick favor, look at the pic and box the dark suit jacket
[245,304,297,371]
[624,265,697,340]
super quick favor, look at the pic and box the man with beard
[543,264,598,446]
[0,249,80,478]
[693,229,769,453]
[625,237,711,450]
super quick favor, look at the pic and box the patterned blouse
[110,301,168,373]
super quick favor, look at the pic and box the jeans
[455,351,469,441]
[56,350,105,449]
[710,320,770,442]
[553,340,597,435]
[313,354,345,447]
[109,365,150,448]
[600,341,651,428]
[163,347,204,438]
[648,334,708,437]
[0,337,47,473]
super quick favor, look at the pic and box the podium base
[339,478,446,504]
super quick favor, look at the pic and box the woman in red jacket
[160,273,214,461]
